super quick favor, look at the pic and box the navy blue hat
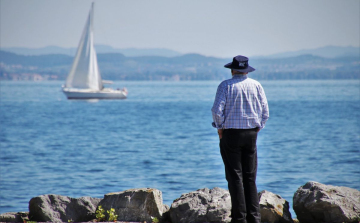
[224,55,255,73]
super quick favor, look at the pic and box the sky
[0,0,359,58]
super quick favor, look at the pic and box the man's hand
[217,129,223,139]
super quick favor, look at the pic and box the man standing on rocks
[211,55,269,223]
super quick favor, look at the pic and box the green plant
[95,205,106,222]
[151,216,159,223]
[107,208,118,222]
[21,217,30,223]
[68,219,73,222]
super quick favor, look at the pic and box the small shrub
[95,205,105,222]
[107,208,118,222]
[151,216,159,223]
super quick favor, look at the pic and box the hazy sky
[0,0,359,57]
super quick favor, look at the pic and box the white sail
[62,3,127,100]
[65,3,103,90]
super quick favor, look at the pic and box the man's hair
[232,70,247,75]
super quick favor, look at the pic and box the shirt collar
[232,74,248,80]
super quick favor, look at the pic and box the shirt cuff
[212,122,223,129]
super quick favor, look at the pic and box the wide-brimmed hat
[224,55,255,73]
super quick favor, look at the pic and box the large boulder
[98,188,166,222]
[293,181,360,223]
[29,194,101,222]
[0,212,28,222]
[169,187,231,223]
[258,190,293,223]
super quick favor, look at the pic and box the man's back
[211,75,269,130]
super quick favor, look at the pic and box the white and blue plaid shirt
[211,75,269,129]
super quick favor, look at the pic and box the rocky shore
[1,181,359,223]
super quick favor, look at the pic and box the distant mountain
[3,45,359,59]
[0,46,76,57]
[1,50,359,81]
[0,50,73,67]
[0,45,182,58]
[264,45,360,58]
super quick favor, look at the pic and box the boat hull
[62,88,127,99]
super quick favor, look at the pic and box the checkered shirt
[211,75,269,129]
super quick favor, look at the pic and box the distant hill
[0,50,359,81]
[3,45,359,59]
[0,45,182,58]
[0,50,73,67]
[0,46,77,57]
[264,45,360,58]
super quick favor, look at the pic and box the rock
[0,212,28,222]
[258,190,293,223]
[98,188,165,222]
[163,204,170,213]
[28,194,101,222]
[169,187,231,223]
[162,204,171,222]
[293,181,360,223]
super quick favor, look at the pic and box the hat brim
[224,62,255,73]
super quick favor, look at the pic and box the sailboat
[62,3,127,99]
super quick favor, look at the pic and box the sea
[0,80,359,218]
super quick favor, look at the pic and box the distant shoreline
[1,49,359,81]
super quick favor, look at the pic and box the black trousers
[220,128,261,223]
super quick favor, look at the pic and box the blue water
[1,80,359,218]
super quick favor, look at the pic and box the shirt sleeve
[259,85,269,129]
[211,83,226,129]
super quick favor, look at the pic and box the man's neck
[232,74,247,77]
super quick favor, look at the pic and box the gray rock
[293,181,360,223]
[258,190,293,223]
[98,188,165,222]
[28,194,101,222]
[163,204,170,213]
[0,212,28,222]
[169,187,231,223]
[162,204,171,223]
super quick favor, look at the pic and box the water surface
[1,80,359,218]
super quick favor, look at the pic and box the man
[211,55,269,223]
